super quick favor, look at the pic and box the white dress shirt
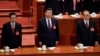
[84,20,89,27]
[11,22,15,28]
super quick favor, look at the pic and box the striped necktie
[12,23,15,33]
[48,19,51,30]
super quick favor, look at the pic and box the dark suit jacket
[1,22,22,49]
[37,18,59,47]
[45,0,62,15]
[76,20,97,46]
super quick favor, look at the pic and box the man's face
[83,11,90,21]
[10,15,16,23]
[45,10,53,18]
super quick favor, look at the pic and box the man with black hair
[37,8,60,47]
[1,12,22,49]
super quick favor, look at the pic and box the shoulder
[3,22,10,26]
[77,20,84,26]
[16,22,21,26]
[90,20,95,23]
[52,18,57,22]
[39,18,45,22]
[78,20,83,24]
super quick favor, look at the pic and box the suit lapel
[8,22,14,34]
[89,20,92,28]
[44,19,48,28]
[81,20,86,28]
[14,23,17,32]
[51,19,54,27]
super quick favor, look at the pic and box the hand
[62,0,64,2]
[79,12,82,15]
[95,41,99,46]
[56,41,59,46]
[39,42,42,46]
[53,25,56,30]
[65,12,68,15]
[58,0,60,1]
[16,31,19,35]
[18,46,21,49]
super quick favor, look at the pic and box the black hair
[45,8,53,12]
[9,12,16,18]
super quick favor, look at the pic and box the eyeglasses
[84,15,90,17]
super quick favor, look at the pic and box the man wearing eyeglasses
[76,10,99,46]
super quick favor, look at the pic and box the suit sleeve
[18,24,22,47]
[1,24,7,46]
[37,20,42,42]
[56,20,60,41]
[93,21,98,42]
[76,22,81,43]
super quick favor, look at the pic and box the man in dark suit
[76,10,99,46]
[45,0,62,15]
[37,8,60,47]
[1,12,22,49]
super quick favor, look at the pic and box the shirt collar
[83,19,89,24]
[10,22,15,27]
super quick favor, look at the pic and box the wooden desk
[1,46,100,56]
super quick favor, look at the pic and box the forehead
[11,15,16,17]
[46,10,52,12]
[83,11,89,15]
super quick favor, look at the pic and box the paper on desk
[90,12,97,17]
[10,49,15,52]
[37,47,56,51]
[0,49,16,53]
[70,13,80,18]
[0,49,4,53]
[37,47,42,51]
[53,15,63,19]
[74,46,88,50]
[48,47,56,50]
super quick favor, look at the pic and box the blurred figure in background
[45,0,63,15]
[83,0,98,13]
[64,0,84,14]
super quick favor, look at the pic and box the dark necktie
[86,21,89,28]
[12,23,15,33]
[48,19,51,30]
